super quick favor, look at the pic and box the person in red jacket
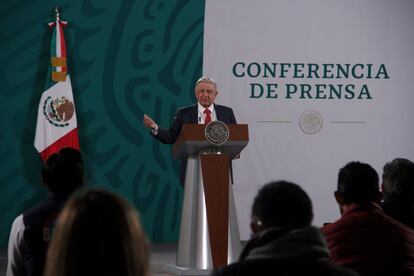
[321,161,414,276]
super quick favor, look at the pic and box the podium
[165,123,249,275]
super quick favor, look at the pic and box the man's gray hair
[195,76,217,91]
[383,158,414,200]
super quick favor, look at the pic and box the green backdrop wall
[0,0,205,246]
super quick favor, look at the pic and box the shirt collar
[342,201,383,216]
[198,102,214,114]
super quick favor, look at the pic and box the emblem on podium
[205,120,230,145]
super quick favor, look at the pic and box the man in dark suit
[143,76,237,185]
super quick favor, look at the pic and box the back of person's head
[42,147,84,196]
[44,189,149,276]
[337,161,380,204]
[251,181,313,231]
[382,158,414,201]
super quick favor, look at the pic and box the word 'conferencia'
[232,62,390,100]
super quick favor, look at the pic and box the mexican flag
[34,13,79,160]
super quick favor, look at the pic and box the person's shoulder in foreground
[381,158,414,229]
[212,180,358,276]
[7,147,84,276]
[321,161,414,276]
[43,189,150,276]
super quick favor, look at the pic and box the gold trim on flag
[52,71,67,81]
[51,57,67,67]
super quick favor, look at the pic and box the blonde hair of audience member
[44,189,149,276]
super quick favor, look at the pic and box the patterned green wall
[0,0,205,246]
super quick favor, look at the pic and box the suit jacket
[153,104,237,185]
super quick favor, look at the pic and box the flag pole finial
[55,6,60,21]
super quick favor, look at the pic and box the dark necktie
[204,109,212,124]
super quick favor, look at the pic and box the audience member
[212,181,358,276]
[381,158,414,229]
[7,148,84,276]
[321,161,414,276]
[43,189,149,276]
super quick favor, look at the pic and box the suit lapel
[189,104,198,124]
[215,104,223,121]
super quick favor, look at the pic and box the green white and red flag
[34,11,79,160]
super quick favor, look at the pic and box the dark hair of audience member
[382,158,414,202]
[43,189,149,276]
[41,147,84,196]
[251,181,313,230]
[337,161,379,204]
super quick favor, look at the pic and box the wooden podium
[165,124,249,275]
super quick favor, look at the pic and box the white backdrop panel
[203,0,414,239]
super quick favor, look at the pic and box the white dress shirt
[197,103,216,124]
[7,214,26,276]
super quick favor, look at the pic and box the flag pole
[55,6,60,21]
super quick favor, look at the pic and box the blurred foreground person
[43,189,149,276]
[322,161,414,276]
[381,158,414,229]
[212,181,357,276]
[7,148,84,276]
